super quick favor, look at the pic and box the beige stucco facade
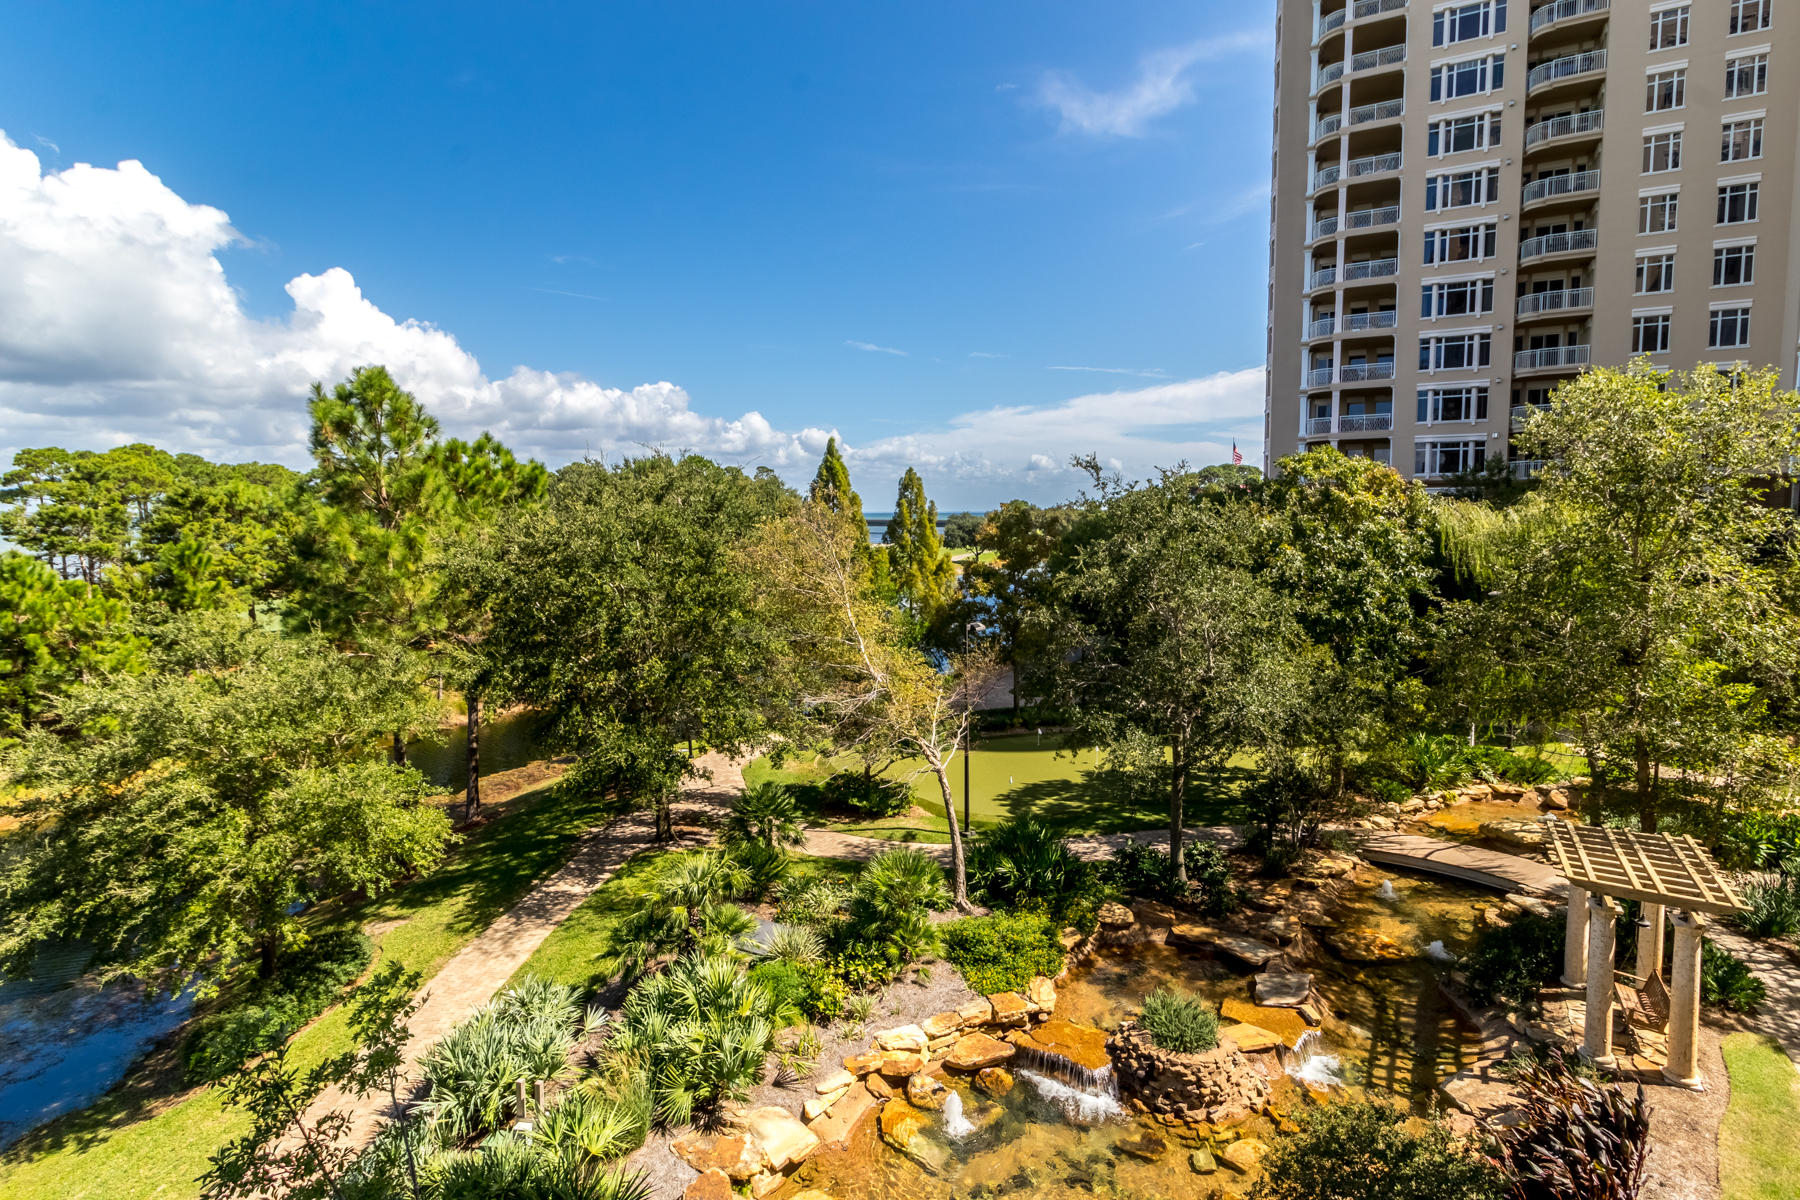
[1266,0,1800,481]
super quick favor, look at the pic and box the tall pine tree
[883,467,955,618]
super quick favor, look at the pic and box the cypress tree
[884,467,955,617]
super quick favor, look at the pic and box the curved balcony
[1518,227,1598,263]
[1341,256,1399,282]
[1341,204,1400,233]
[1514,344,1591,374]
[1521,169,1601,208]
[1527,49,1607,94]
[1310,163,1342,193]
[1339,362,1397,383]
[1317,8,1348,41]
[1308,265,1339,291]
[1351,44,1406,75]
[1348,98,1404,129]
[1304,416,1334,436]
[1313,113,1344,142]
[1315,61,1347,91]
[1510,459,1546,480]
[1529,0,1609,37]
[1516,286,1594,319]
[1307,312,1401,339]
[1524,108,1604,150]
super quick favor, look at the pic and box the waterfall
[941,1090,974,1140]
[1376,880,1397,902]
[1010,1044,1116,1094]
[1285,1029,1346,1088]
[1424,939,1457,963]
[1017,1069,1125,1124]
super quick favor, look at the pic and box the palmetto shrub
[530,1074,656,1164]
[1137,987,1219,1054]
[837,846,951,976]
[762,923,825,966]
[1252,1099,1502,1200]
[724,782,807,848]
[428,1134,654,1200]
[968,817,1088,912]
[607,851,754,976]
[1740,871,1800,939]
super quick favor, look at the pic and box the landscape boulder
[974,1066,1014,1097]
[944,1031,1016,1071]
[684,1169,733,1200]
[904,1072,948,1110]
[725,1106,820,1173]
[874,1024,929,1053]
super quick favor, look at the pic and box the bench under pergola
[1545,820,1747,1088]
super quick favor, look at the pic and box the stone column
[1562,884,1590,987]
[1582,894,1620,1067]
[1636,902,1665,983]
[1663,910,1707,1088]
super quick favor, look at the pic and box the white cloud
[845,339,908,357]
[0,132,1263,509]
[1049,364,1168,379]
[1035,32,1266,138]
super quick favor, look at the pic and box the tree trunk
[656,791,674,841]
[935,759,971,910]
[1635,734,1657,832]
[258,934,279,979]
[464,692,482,823]
[391,730,407,767]
[1169,734,1188,885]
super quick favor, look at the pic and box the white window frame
[1419,329,1494,371]
[1427,108,1504,157]
[1711,241,1756,287]
[1649,5,1690,50]
[1425,164,1502,211]
[1638,189,1679,234]
[1421,274,1497,319]
[1430,53,1506,102]
[1414,438,1488,477]
[1432,0,1507,47]
[1631,312,1672,354]
[1635,250,1677,294]
[1728,0,1771,36]
[1422,219,1500,264]
[1717,179,1761,225]
[1642,128,1684,174]
[1721,115,1765,163]
[1416,385,1491,424]
[1646,66,1687,113]
[1725,50,1770,97]
[1708,303,1752,349]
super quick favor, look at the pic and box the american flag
[1232,442,1243,465]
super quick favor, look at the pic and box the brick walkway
[1706,928,1800,1072]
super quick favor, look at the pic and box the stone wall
[1107,1025,1272,1122]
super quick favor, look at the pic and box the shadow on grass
[920,763,1260,835]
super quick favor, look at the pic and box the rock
[1296,1000,1325,1026]
[727,1105,820,1173]
[671,1132,763,1181]
[1504,892,1555,919]
[1479,819,1548,851]
[1366,814,1396,831]
[684,1168,733,1200]
[790,1193,835,1200]
[1220,1139,1268,1174]
[904,1073,947,1110]
[1168,924,1281,967]
[921,1010,964,1039]
[1399,797,1428,814]
[1253,971,1313,1008]
[1115,1129,1167,1161]
[1190,1146,1218,1174]
[1012,1018,1111,1072]
[1027,975,1058,1012]
[974,1066,1014,1097]
[872,1050,927,1078]
[864,1073,894,1098]
[802,1089,847,1121]
[1220,998,1309,1046]
[874,1024,929,1053]
[843,1051,884,1076]
[749,1171,785,1199]
[988,991,1031,1025]
[879,1099,947,1174]
[944,1031,1016,1071]
[957,997,995,1024]
[1326,927,1413,962]
[927,1033,958,1052]
[1098,900,1136,928]
[1543,789,1572,811]
[814,1068,856,1095]
[1218,1022,1284,1054]
[807,1081,878,1148]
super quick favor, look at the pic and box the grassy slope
[1719,1032,1800,1200]
[0,778,622,1200]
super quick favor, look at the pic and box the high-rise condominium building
[1265,0,1799,482]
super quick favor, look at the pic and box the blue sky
[0,1,1275,509]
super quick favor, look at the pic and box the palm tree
[723,782,807,849]
[608,851,753,977]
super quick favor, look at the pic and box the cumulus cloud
[1035,32,1267,138]
[0,132,1263,508]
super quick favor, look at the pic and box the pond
[776,870,1495,1198]
[408,708,555,791]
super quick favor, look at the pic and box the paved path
[801,824,1241,864]
[1357,830,1566,895]
[1706,928,1800,1072]
[296,752,748,1149]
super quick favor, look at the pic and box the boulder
[988,991,1032,1025]
[1326,927,1413,962]
[1543,789,1572,811]
[814,1068,856,1095]
[1253,971,1313,1008]
[1027,975,1058,1012]
[879,1099,947,1174]
[802,1089,846,1121]
[904,1073,948,1110]
[749,1172,785,1199]
[1220,1139,1268,1174]
[671,1132,762,1181]
[807,1081,879,1147]
[874,1024,929,1053]
[727,1106,820,1173]
[1220,998,1309,1046]
[1168,924,1281,967]
[1115,1129,1167,1161]
[843,1051,884,1076]
[921,1010,964,1039]
[1012,1018,1111,1072]
[684,1168,733,1200]
[873,1050,927,1078]
[974,1066,1014,1097]
[864,1073,894,1099]
[1098,900,1136,929]
[1190,1146,1218,1174]
[944,1031,1016,1071]
[1399,797,1428,814]
[1479,819,1548,851]
[957,997,995,1024]
[1218,1022,1283,1054]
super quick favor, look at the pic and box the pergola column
[1582,894,1620,1067]
[1637,901,1666,983]
[1663,910,1707,1088]
[1562,884,1590,987]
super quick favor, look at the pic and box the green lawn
[1719,1032,1800,1200]
[0,777,626,1200]
[747,735,1254,840]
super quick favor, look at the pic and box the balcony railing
[1309,265,1339,289]
[1510,459,1546,480]
[1348,98,1404,127]
[1307,367,1336,387]
[1522,169,1601,205]
[1524,108,1603,148]
[1344,310,1399,333]
[1514,344,1591,371]
[1317,8,1348,38]
[1351,44,1407,73]
[1343,204,1400,231]
[1510,403,1550,427]
[1347,151,1402,178]
[1307,316,1338,339]
[1309,215,1339,241]
[1342,256,1399,281]
[1339,412,1394,431]
[1313,113,1343,140]
[1529,0,1608,35]
[1316,61,1347,89]
[1311,164,1342,191]
[1305,416,1334,435]
[1339,362,1397,382]
[1353,0,1407,17]
[1519,227,1598,261]
[1527,49,1607,92]
[1516,286,1594,316]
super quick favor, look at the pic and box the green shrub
[1713,809,1800,872]
[968,818,1087,910]
[835,846,948,979]
[184,927,374,1082]
[748,957,846,1024]
[772,875,851,926]
[1099,839,1237,915]
[940,912,1064,995]
[1741,873,1800,939]
[1701,938,1766,1012]
[1251,1099,1503,1200]
[723,781,806,849]
[821,770,912,818]
[726,839,790,901]
[1463,744,1557,785]
[1462,911,1561,1014]
[609,953,782,1125]
[1138,987,1218,1053]
[419,978,596,1145]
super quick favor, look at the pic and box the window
[1639,191,1679,234]
[1433,0,1507,45]
[1419,332,1492,370]
[1421,277,1496,318]
[1428,111,1503,156]
[1646,68,1686,113]
[1729,0,1771,35]
[1710,306,1751,349]
[1416,386,1489,423]
[1718,181,1760,223]
[1725,52,1769,97]
[1636,252,1676,294]
[1632,314,1672,354]
[1423,222,1499,263]
[1430,54,1505,101]
[1650,6,1690,49]
[1425,167,1501,211]
[1713,243,1756,286]
[1416,439,1486,476]
[1642,130,1683,173]
[1722,118,1764,162]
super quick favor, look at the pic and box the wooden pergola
[1544,820,1747,1088]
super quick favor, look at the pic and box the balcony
[1516,286,1594,318]
[1342,256,1399,281]
[1345,310,1399,333]
[1308,265,1338,290]
[1339,362,1397,383]
[1307,316,1338,339]
[1514,344,1591,372]
[1310,163,1342,192]
[1342,204,1400,232]
[1313,113,1344,141]
[1351,44,1406,74]
[1524,108,1604,149]
[1521,169,1601,207]
[1346,151,1402,179]
[1304,416,1334,435]
[1316,61,1347,90]
[1518,227,1598,262]
[1306,366,1336,388]
[1510,459,1546,480]
[1510,403,1550,428]
[1347,98,1404,128]
[1352,0,1407,17]
[1317,8,1348,40]
[1527,49,1607,94]
[1339,412,1395,432]
[1529,0,1609,36]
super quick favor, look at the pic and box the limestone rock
[1253,971,1313,1008]
[873,1050,927,1078]
[1218,1022,1283,1054]
[988,991,1031,1025]
[807,1081,878,1148]
[1220,998,1308,1046]
[814,1068,855,1095]
[944,1031,1016,1071]
[1168,924,1281,967]
[684,1168,733,1200]
[749,1171,784,1199]
[671,1132,762,1181]
[1115,1129,1167,1161]
[904,1072,947,1110]
[1012,1017,1110,1072]
[957,996,995,1024]
[1190,1146,1218,1174]
[1027,975,1058,1012]
[1098,900,1136,928]
[802,1089,846,1121]
[843,1051,884,1076]
[726,1106,819,1173]
[1479,818,1548,851]
[1220,1139,1268,1173]
[790,1193,836,1200]
[865,1073,894,1098]
[1326,927,1413,962]
[874,1024,929,1053]
[879,1099,947,1174]
[921,1010,964,1039]
[974,1066,1014,1097]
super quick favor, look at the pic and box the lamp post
[961,617,986,833]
